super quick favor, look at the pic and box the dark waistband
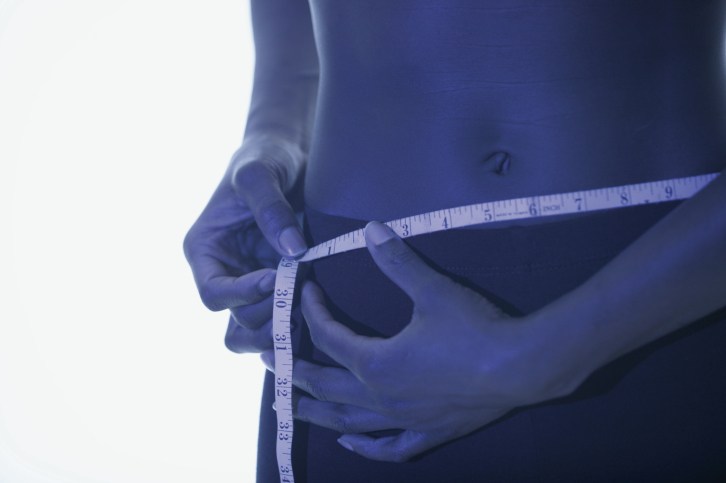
[303,200,684,270]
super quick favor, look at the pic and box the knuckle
[410,277,444,308]
[385,240,418,267]
[256,199,293,231]
[224,329,243,353]
[373,396,403,417]
[303,379,328,402]
[199,286,223,312]
[356,348,389,386]
[182,230,195,261]
[232,302,271,330]
[224,327,268,354]
[331,412,354,433]
[233,160,274,191]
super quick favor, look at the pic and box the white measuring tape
[271,172,719,482]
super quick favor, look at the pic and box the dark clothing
[257,201,726,482]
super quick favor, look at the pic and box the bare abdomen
[305,0,726,221]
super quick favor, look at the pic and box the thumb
[364,221,445,303]
[233,160,307,257]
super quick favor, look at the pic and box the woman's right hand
[183,137,308,353]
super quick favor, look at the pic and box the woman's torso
[263,5,726,481]
[304,0,726,222]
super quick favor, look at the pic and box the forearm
[244,0,319,151]
[539,169,726,391]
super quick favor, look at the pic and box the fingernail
[337,437,355,452]
[257,271,277,293]
[279,227,307,257]
[365,221,396,246]
[272,402,277,411]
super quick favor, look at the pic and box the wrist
[243,126,310,152]
[238,133,307,162]
[231,136,306,181]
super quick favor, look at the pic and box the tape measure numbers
[272,258,299,483]
[271,172,719,482]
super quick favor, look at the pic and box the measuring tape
[270,172,719,482]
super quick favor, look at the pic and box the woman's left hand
[262,221,588,462]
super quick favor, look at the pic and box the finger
[295,396,398,434]
[261,354,378,407]
[230,295,273,330]
[301,282,379,375]
[233,161,307,258]
[292,359,372,406]
[189,249,277,311]
[338,430,447,463]
[224,316,272,353]
[364,221,446,304]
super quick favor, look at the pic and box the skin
[184,0,317,350]
[185,0,726,464]
[305,0,726,220]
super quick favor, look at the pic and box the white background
[1,1,263,481]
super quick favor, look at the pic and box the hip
[269,200,726,481]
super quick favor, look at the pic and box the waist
[301,200,683,348]
[305,114,726,221]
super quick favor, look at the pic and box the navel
[483,151,511,175]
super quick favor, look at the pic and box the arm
[244,0,318,151]
[184,0,318,353]
[234,0,319,255]
[538,169,726,394]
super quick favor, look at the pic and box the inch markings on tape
[271,172,719,483]
[272,258,298,483]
